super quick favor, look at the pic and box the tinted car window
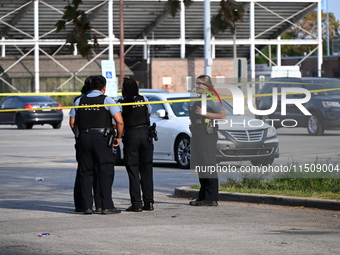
[1,97,14,108]
[301,80,340,95]
[168,97,190,117]
[20,96,54,102]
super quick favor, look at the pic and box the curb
[174,186,340,211]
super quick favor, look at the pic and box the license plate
[42,106,51,111]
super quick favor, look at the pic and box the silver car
[117,92,279,168]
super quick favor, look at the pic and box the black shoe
[126,205,143,212]
[101,208,121,214]
[84,209,94,214]
[142,203,154,211]
[75,208,83,213]
[189,200,201,206]
[95,208,102,213]
[189,200,218,206]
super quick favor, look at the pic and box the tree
[167,0,244,58]
[210,0,244,59]
[166,0,192,17]
[55,0,98,58]
[256,10,340,64]
[56,0,244,59]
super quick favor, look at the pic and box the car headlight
[322,101,340,108]
[266,126,277,138]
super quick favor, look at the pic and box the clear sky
[326,0,340,21]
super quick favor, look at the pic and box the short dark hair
[91,75,106,91]
[122,78,139,99]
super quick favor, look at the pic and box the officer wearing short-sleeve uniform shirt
[69,75,124,214]
[119,78,154,212]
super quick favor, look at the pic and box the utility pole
[119,0,125,87]
[204,0,212,77]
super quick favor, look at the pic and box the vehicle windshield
[21,96,54,102]
[168,97,190,117]
[168,97,234,117]
[302,80,340,96]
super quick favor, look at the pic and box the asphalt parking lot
[0,111,339,254]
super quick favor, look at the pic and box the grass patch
[192,178,340,200]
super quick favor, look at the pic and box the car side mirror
[156,109,167,119]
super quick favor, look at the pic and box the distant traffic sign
[101,60,117,98]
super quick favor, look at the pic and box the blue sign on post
[101,60,117,98]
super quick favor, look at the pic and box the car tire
[307,113,324,136]
[174,134,190,169]
[52,121,62,129]
[15,114,27,129]
[250,158,274,166]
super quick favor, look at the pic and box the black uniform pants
[123,127,154,207]
[78,132,116,210]
[74,139,101,210]
[190,128,219,201]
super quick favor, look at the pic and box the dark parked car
[255,77,340,135]
[0,95,63,129]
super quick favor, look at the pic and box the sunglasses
[196,82,208,86]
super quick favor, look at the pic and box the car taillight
[57,103,62,111]
[24,104,34,111]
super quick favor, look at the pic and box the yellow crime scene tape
[0,97,197,113]
[1,81,340,113]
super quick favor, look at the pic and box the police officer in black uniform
[120,78,154,212]
[189,75,226,206]
[69,75,124,215]
[72,76,101,213]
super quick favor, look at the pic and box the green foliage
[211,0,245,35]
[167,0,192,17]
[216,178,340,199]
[51,95,76,107]
[257,10,340,63]
[55,0,98,58]
[220,178,340,192]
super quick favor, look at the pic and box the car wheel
[307,114,324,136]
[52,121,62,129]
[15,114,27,129]
[174,134,190,169]
[250,158,274,166]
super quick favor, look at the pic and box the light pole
[119,0,125,87]
[204,0,212,77]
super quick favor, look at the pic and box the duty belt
[125,124,149,130]
[80,128,106,133]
